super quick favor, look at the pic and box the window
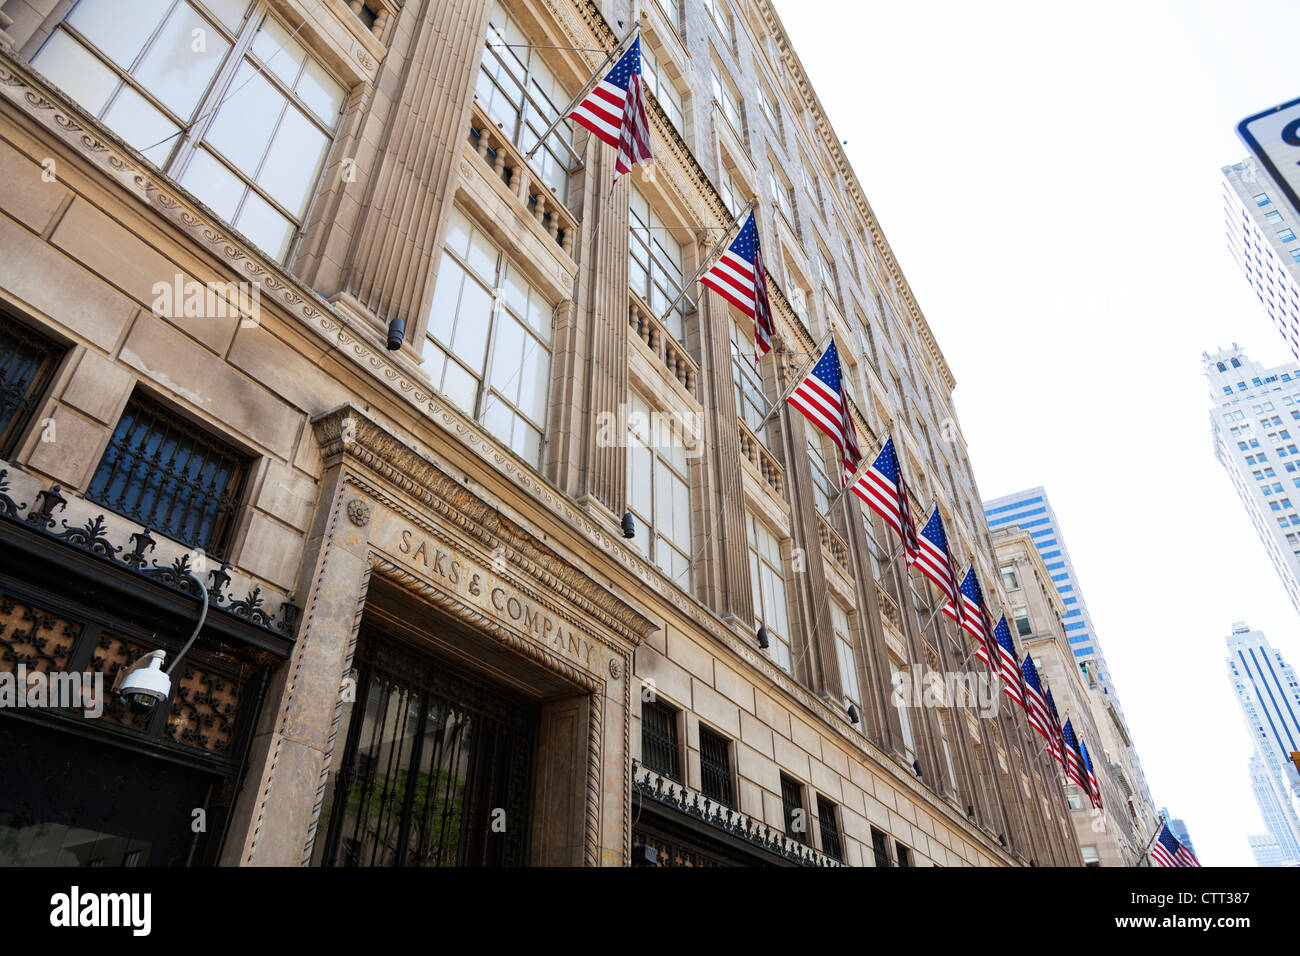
[748,513,791,671]
[768,165,795,224]
[780,774,807,844]
[626,391,693,589]
[1081,845,1100,867]
[831,602,860,709]
[698,726,734,806]
[35,1,345,263]
[640,698,681,780]
[806,433,835,513]
[639,40,684,133]
[703,0,734,46]
[870,826,891,867]
[476,1,576,200]
[896,842,913,867]
[424,208,553,464]
[890,660,915,759]
[1255,193,1271,206]
[710,61,743,137]
[717,160,746,217]
[1280,229,1296,243]
[799,149,821,211]
[87,392,249,559]
[938,710,958,793]
[1013,607,1032,637]
[630,187,688,341]
[816,795,843,861]
[1065,785,1086,810]
[0,311,66,458]
[814,244,838,299]
[1001,564,1020,590]
[1267,210,1284,224]
[731,318,771,440]
[757,75,780,132]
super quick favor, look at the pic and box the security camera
[113,649,171,715]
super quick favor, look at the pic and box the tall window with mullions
[630,187,688,341]
[0,311,66,460]
[730,317,770,442]
[423,207,553,465]
[476,0,578,203]
[31,0,346,263]
[87,392,249,560]
[626,391,693,591]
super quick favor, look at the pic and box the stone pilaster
[694,287,753,623]
[304,0,491,327]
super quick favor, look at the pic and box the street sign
[1238,96,1300,216]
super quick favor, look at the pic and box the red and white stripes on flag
[699,210,775,360]
[786,339,862,480]
[569,36,653,181]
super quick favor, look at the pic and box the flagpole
[752,329,835,432]
[523,20,642,162]
[822,425,891,517]
[655,197,756,326]
[1137,814,1167,867]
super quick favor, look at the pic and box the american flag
[990,615,1025,710]
[1062,719,1088,790]
[851,435,917,556]
[569,37,653,181]
[915,504,957,606]
[1150,823,1199,867]
[1021,654,1061,765]
[1079,738,1103,810]
[786,340,861,480]
[957,567,994,667]
[1044,688,1067,770]
[700,210,775,360]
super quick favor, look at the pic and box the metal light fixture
[967,805,976,819]
[912,759,923,778]
[113,571,208,714]
[620,512,636,539]
[756,623,770,649]
[386,316,406,350]
[846,702,860,725]
[998,833,1007,847]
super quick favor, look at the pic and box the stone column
[549,141,629,519]
[303,0,491,327]
[694,286,754,623]
[220,460,371,865]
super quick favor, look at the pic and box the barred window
[33,1,347,263]
[640,698,681,781]
[870,826,891,867]
[816,795,842,861]
[87,393,249,559]
[780,773,806,844]
[698,726,733,806]
[896,842,913,867]
[0,311,65,459]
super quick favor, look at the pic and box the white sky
[775,0,1300,866]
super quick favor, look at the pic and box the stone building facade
[0,0,1079,866]
[992,526,1144,867]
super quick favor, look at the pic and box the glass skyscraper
[1226,622,1300,866]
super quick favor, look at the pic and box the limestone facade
[0,0,1080,866]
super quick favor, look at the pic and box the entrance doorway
[313,630,536,867]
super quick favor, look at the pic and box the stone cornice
[755,0,956,394]
[313,404,658,647]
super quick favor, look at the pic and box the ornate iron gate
[315,633,535,867]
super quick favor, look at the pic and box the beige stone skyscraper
[0,0,1078,866]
